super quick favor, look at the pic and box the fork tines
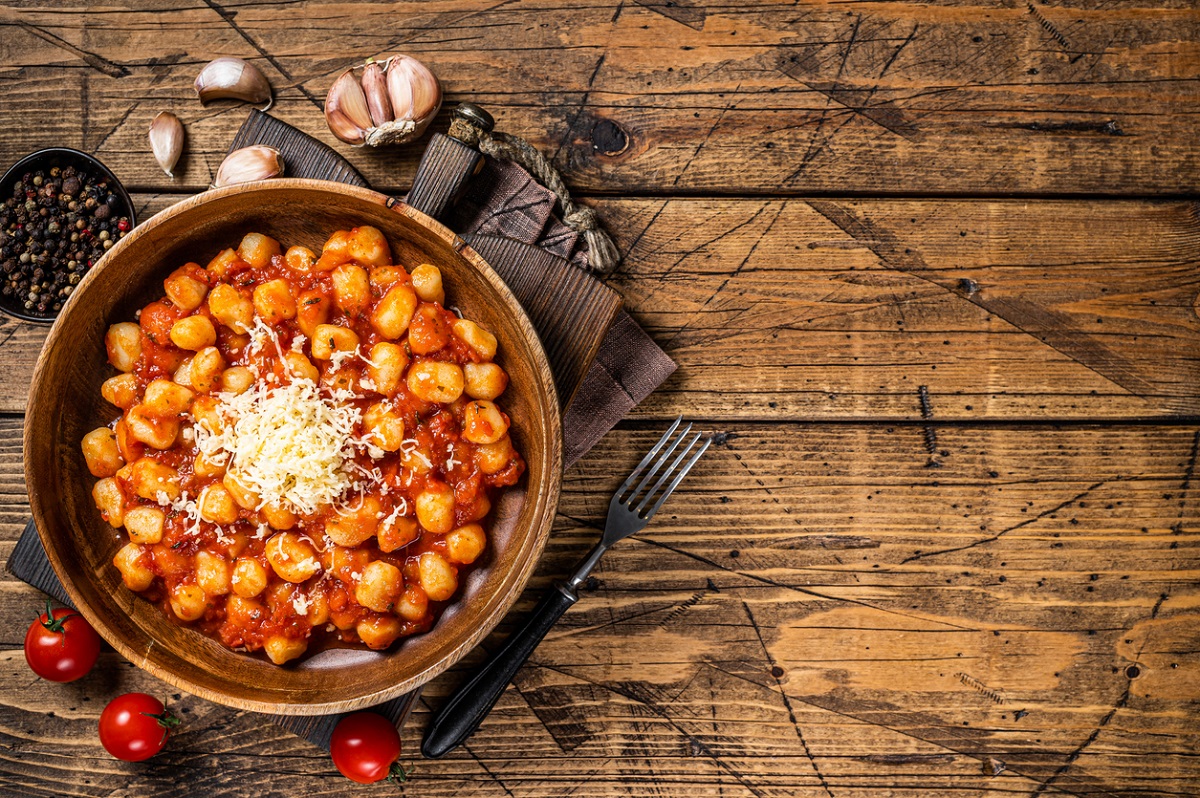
[617,416,712,521]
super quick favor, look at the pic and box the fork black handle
[421,584,578,758]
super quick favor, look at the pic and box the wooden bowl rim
[24,178,563,714]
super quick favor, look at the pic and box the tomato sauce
[91,228,524,664]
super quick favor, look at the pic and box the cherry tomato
[330,712,413,784]
[24,600,101,682]
[98,693,179,762]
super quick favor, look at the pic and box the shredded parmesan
[193,376,370,515]
[380,498,409,531]
[328,347,356,371]
[181,309,451,523]
[291,592,312,616]
[400,438,432,468]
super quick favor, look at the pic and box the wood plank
[1,418,1197,796]
[3,194,1196,421]
[612,196,1200,421]
[1,1,1198,196]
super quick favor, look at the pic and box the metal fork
[422,417,711,758]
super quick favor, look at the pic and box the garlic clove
[385,58,415,123]
[388,55,441,128]
[195,57,273,111]
[361,59,394,127]
[323,54,441,148]
[324,69,373,145]
[212,145,284,189]
[148,111,185,179]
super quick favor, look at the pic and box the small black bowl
[0,148,137,324]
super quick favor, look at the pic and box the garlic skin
[324,70,372,146]
[148,111,185,179]
[324,55,441,147]
[361,60,393,127]
[195,57,273,111]
[212,146,285,188]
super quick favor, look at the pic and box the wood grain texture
[468,234,622,410]
[1,0,1197,793]
[2,194,1197,420]
[0,1,1198,196]
[1,418,1198,796]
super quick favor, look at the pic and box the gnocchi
[86,226,524,664]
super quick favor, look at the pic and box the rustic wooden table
[1,2,1199,796]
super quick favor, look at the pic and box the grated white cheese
[400,438,432,468]
[291,592,312,616]
[186,311,412,519]
[445,443,461,471]
[379,498,409,531]
[193,376,369,515]
[328,347,356,371]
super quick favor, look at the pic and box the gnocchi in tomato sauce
[83,226,524,664]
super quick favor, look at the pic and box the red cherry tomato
[330,712,413,784]
[24,601,101,682]
[98,693,179,762]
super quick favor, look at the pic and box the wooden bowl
[24,179,562,715]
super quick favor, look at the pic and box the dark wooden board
[0,417,1198,796]
[226,109,368,187]
[468,234,621,410]
[1,1,1198,196]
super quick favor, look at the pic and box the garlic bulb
[148,111,185,179]
[195,57,273,110]
[212,146,284,188]
[324,55,441,147]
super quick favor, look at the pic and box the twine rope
[451,117,621,276]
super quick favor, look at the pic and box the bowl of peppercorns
[0,148,135,322]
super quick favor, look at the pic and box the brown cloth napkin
[445,157,676,464]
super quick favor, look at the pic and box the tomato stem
[386,762,415,785]
[142,708,181,745]
[39,599,77,636]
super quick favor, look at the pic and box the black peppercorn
[0,162,131,318]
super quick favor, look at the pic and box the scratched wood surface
[1,0,1199,796]
[0,195,1198,421]
[0,1,1198,196]
[0,420,1198,796]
